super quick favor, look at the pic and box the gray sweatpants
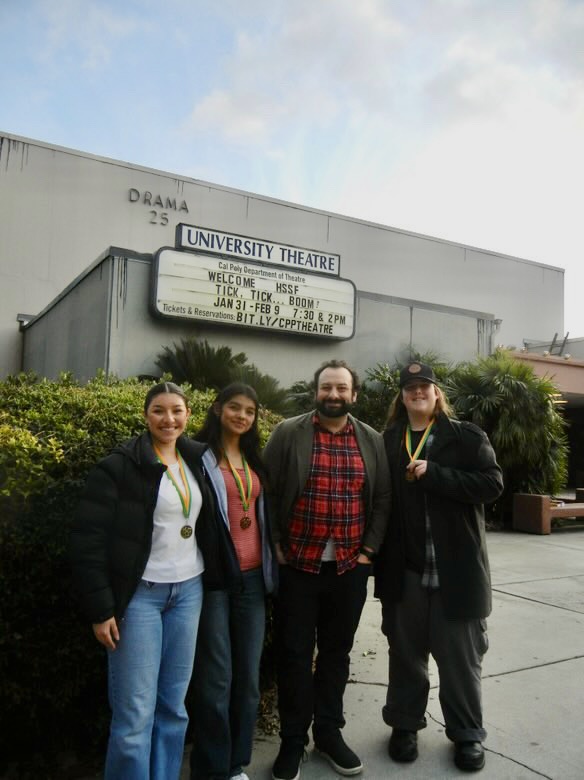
[380,568,488,743]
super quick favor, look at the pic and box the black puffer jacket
[374,413,503,619]
[70,433,227,624]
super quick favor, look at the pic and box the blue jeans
[105,575,203,780]
[190,568,266,780]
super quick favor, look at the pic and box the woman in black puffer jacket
[71,382,230,780]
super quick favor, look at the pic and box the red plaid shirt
[286,415,366,574]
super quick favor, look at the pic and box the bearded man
[264,360,390,780]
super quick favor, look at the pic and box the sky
[1,0,583,335]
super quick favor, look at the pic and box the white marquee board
[152,249,355,339]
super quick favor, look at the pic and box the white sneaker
[230,773,250,780]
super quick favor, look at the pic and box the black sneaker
[388,728,418,762]
[272,739,306,780]
[454,741,485,772]
[314,730,363,776]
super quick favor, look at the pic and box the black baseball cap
[399,362,437,388]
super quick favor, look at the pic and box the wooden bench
[513,492,584,534]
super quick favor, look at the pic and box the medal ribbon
[223,451,253,512]
[153,445,192,518]
[405,420,434,463]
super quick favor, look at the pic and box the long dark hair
[194,382,268,485]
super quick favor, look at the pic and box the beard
[316,399,353,418]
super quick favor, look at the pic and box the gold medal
[224,450,254,531]
[180,525,193,539]
[405,470,416,482]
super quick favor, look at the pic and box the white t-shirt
[142,461,205,582]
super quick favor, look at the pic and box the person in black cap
[374,362,503,772]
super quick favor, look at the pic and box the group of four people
[70,358,503,779]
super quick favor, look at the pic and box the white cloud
[37,0,147,71]
[185,89,273,145]
[180,0,406,147]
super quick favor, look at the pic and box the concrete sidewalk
[218,529,584,780]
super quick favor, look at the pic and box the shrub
[155,337,247,391]
[0,372,277,775]
[446,350,568,523]
[155,336,293,415]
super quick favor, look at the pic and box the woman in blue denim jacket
[189,382,277,780]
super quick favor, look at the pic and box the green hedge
[445,350,568,522]
[0,373,280,776]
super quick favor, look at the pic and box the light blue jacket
[202,448,277,594]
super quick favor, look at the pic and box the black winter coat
[374,413,503,619]
[70,433,226,624]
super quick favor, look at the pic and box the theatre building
[1,131,582,429]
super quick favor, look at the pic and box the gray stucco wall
[1,132,563,378]
[22,260,111,380]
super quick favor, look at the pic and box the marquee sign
[176,223,340,277]
[151,248,355,340]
